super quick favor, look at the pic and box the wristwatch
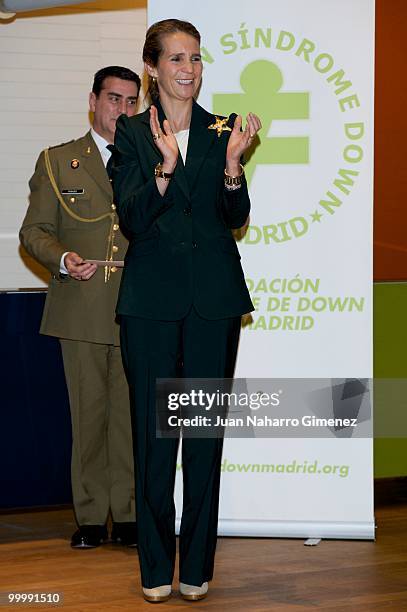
[155,163,174,181]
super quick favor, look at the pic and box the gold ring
[153,133,160,141]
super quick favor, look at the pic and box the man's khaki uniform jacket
[20,131,128,345]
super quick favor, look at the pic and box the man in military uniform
[20,66,141,549]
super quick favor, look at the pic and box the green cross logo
[213,59,310,184]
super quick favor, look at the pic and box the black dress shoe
[71,525,108,549]
[111,522,138,547]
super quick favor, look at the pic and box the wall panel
[0,0,147,289]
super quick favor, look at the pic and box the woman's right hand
[150,105,178,173]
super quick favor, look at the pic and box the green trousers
[120,308,241,588]
[60,339,135,526]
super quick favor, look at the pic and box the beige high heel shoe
[179,582,209,601]
[142,584,172,603]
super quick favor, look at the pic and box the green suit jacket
[20,131,128,345]
[112,100,254,321]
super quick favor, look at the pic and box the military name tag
[61,189,85,195]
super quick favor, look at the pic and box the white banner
[149,0,375,539]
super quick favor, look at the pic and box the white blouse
[174,129,190,164]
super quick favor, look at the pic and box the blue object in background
[0,291,72,509]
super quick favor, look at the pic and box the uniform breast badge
[71,159,80,169]
[208,116,232,138]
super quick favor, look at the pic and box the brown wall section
[374,0,407,280]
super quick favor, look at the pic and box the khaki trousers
[60,339,135,526]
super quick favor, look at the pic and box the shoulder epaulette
[48,139,75,150]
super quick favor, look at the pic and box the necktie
[106,144,115,178]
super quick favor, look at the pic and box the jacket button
[183,207,192,215]
[192,241,197,249]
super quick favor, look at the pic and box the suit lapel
[184,101,218,192]
[140,109,160,157]
[80,131,112,200]
[141,102,191,202]
[173,154,190,202]
[140,100,219,200]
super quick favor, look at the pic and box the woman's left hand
[226,113,262,173]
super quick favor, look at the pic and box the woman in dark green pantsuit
[112,18,261,604]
